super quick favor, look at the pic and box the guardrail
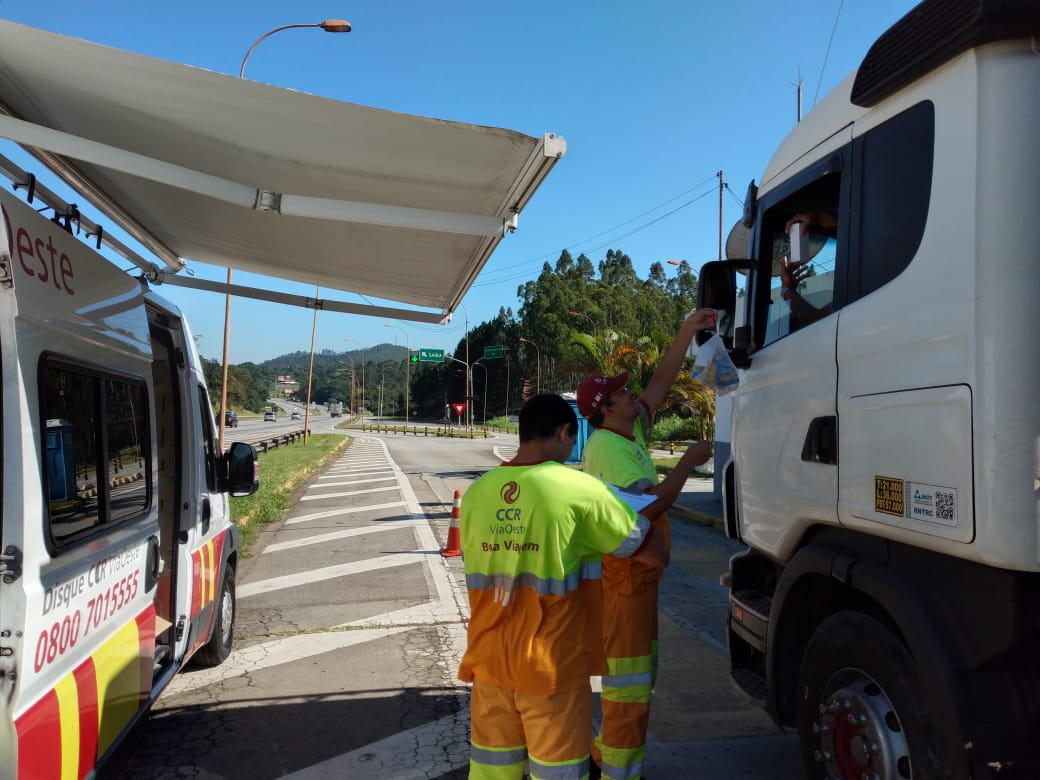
[228,427,309,454]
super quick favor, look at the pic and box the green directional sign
[418,348,445,363]
[483,345,504,359]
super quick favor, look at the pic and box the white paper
[608,484,657,513]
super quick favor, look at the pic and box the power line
[813,0,846,107]
[477,173,721,281]
[474,182,719,287]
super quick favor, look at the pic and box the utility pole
[717,170,724,260]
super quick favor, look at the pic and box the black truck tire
[795,610,961,780]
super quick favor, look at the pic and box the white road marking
[166,627,413,695]
[300,485,399,501]
[262,520,419,554]
[238,555,414,598]
[318,468,392,478]
[283,501,406,526]
[309,476,396,488]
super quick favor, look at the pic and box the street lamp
[472,358,488,426]
[218,19,352,452]
[384,323,410,423]
[666,259,692,272]
[567,310,598,339]
[239,20,352,78]
[343,337,365,425]
[519,337,541,395]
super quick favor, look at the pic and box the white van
[0,187,258,778]
[699,2,1040,777]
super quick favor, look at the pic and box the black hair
[518,394,578,443]
[588,409,605,429]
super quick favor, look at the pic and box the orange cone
[441,489,462,558]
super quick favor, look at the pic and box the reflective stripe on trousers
[469,677,595,780]
[592,581,659,780]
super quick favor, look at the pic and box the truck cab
[699,2,1040,777]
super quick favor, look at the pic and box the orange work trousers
[592,580,659,780]
[469,677,593,779]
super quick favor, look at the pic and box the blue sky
[0,0,917,364]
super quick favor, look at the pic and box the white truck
[0,186,258,778]
[698,2,1040,778]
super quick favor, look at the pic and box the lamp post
[218,19,352,452]
[343,337,365,425]
[384,323,409,423]
[457,303,471,429]
[567,310,598,339]
[472,358,488,425]
[519,337,541,395]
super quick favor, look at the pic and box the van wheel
[194,566,235,666]
[796,611,961,780]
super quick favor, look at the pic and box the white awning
[0,21,565,321]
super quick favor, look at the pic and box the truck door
[734,140,850,558]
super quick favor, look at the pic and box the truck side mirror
[696,261,737,347]
[696,260,753,368]
[222,441,259,497]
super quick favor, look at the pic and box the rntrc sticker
[874,476,905,517]
[908,482,958,527]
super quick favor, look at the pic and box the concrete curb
[669,502,724,531]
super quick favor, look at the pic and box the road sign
[483,345,504,359]
[451,403,466,416]
[418,348,445,362]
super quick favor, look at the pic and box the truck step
[731,667,768,707]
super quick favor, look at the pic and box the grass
[229,434,349,550]
[652,454,712,480]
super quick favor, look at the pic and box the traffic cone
[441,489,462,558]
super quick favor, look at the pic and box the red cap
[576,372,628,418]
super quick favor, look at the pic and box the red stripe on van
[15,689,63,778]
[73,658,99,776]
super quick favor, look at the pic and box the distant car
[219,410,238,428]
[264,411,277,422]
[290,410,301,420]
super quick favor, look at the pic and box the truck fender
[767,537,969,760]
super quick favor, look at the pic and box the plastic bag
[690,334,739,395]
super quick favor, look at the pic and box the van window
[43,363,150,544]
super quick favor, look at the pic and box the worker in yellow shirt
[458,394,672,780]
[579,307,717,780]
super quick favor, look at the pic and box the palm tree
[563,328,715,437]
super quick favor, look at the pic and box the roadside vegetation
[229,434,349,550]
[204,247,716,435]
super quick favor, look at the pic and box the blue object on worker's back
[565,399,591,464]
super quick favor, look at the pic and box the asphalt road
[107,426,801,779]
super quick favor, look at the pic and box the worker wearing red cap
[577,308,718,780]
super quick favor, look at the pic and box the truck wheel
[796,611,958,780]
[194,565,235,666]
